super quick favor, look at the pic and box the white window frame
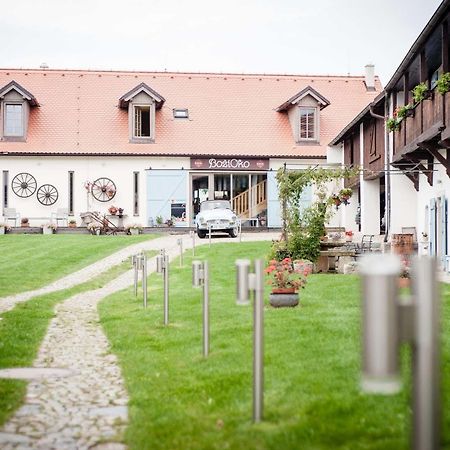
[3,102,25,138]
[131,103,155,141]
[298,106,318,142]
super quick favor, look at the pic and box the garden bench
[317,249,356,273]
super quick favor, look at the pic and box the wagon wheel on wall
[11,173,37,198]
[91,177,116,202]
[37,184,59,206]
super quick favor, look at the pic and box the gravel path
[0,232,280,315]
[0,231,279,449]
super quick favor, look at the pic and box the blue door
[440,197,448,266]
[267,171,281,228]
[429,198,436,256]
[147,170,187,226]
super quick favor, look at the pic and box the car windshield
[200,200,231,211]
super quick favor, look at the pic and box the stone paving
[0,231,279,449]
[0,232,279,315]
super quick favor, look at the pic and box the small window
[299,107,316,140]
[133,105,151,138]
[173,109,189,119]
[4,104,24,137]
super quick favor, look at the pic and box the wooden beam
[404,171,419,191]
[405,155,433,186]
[419,142,450,177]
[443,20,449,73]
[420,50,427,84]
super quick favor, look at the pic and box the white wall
[1,156,189,227]
[389,168,418,234]
[360,178,380,234]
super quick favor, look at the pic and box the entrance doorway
[191,173,267,221]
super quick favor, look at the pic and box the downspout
[369,100,390,242]
[383,95,391,243]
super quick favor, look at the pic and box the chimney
[365,64,375,91]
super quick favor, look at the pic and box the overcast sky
[0,0,443,85]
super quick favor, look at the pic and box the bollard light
[192,260,210,357]
[156,254,164,274]
[359,254,402,394]
[177,238,183,267]
[235,259,251,305]
[235,258,265,423]
[192,260,203,287]
[360,255,441,450]
[190,230,196,256]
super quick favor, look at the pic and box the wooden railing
[233,180,267,217]
[393,88,446,156]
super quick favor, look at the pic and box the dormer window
[4,104,24,137]
[119,83,165,143]
[277,85,329,145]
[299,107,317,140]
[0,80,38,142]
[134,105,151,138]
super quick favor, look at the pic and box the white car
[195,200,239,238]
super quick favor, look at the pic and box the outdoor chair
[51,208,69,226]
[355,235,374,254]
[3,208,20,227]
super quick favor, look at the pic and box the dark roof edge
[385,0,450,91]
[0,80,39,106]
[329,92,385,145]
[0,151,326,159]
[276,85,331,112]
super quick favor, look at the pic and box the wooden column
[442,20,449,73]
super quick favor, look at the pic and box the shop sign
[191,158,269,171]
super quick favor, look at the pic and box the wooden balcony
[393,89,447,159]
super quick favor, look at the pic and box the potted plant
[21,218,29,228]
[0,222,11,234]
[339,188,353,205]
[398,257,410,289]
[331,194,342,209]
[87,222,102,235]
[118,207,124,218]
[68,219,77,228]
[345,230,354,242]
[395,104,414,119]
[412,82,430,103]
[265,257,311,307]
[155,215,164,227]
[108,205,119,215]
[437,72,450,95]
[386,117,401,132]
[127,223,143,235]
[41,223,57,235]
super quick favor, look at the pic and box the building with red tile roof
[0,67,381,230]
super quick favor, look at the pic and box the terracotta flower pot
[398,277,410,289]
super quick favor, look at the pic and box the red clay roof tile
[0,69,382,157]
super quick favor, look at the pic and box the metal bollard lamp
[192,260,210,357]
[359,254,441,450]
[235,258,264,423]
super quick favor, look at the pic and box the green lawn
[0,250,157,426]
[99,242,450,450]
[0,234,158,297]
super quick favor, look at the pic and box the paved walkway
[0,232,280,314]
[0,232,279,449]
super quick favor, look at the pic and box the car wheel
[197,228,207,239]
[229,228,238,238]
